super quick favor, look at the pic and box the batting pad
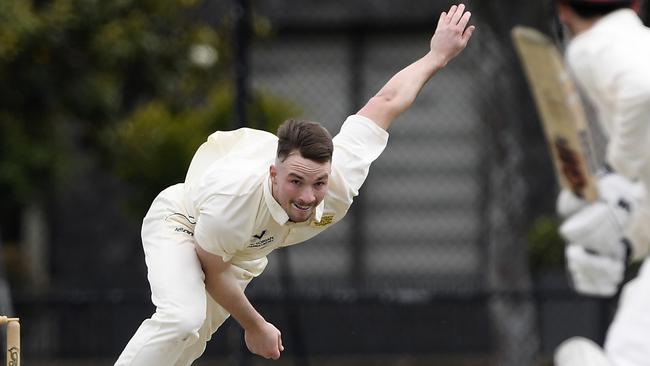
[554,337,612,366]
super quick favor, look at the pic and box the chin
[289,210,312,223]
[290,215,310,223]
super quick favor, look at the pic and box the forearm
[607,95,650,180]
[357,4,474,130]
[205,270,264,329]
[195,245,265,330]
[198,249,284,359]
[359,52,445,130]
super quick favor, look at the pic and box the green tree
[109,87,299,213]
[0,0,223,205]
[0,0,297,287]
[0,0,225,287]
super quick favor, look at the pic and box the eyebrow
[288,172,329,181]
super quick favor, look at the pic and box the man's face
[270,152,331,223]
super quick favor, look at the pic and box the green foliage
[108,85,300,214]
[0,0,301,219]
[527,215,565,271]
[0,0,224,205]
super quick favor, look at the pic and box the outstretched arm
[358,3,475,130]
[195,245,284,359]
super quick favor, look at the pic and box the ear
[631,0,641,13]
[269,164,277,183]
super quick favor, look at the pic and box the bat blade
[512,26,598,202]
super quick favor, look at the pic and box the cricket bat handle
[0,316,20,366]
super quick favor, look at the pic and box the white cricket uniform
[559,8,650,366]
[115,115,388,366]
[566,9,650,188]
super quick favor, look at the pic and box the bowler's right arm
[195,245,284,359]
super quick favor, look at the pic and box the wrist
[240,313,266,331]
[424,51,447,70]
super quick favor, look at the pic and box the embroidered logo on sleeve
[310,214,334,227]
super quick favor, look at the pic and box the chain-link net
[8,0,627,365]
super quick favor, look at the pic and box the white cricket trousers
[605,258,650,366]
[115,185,258,366]
[554,259,650,366]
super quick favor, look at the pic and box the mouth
[291,203,312,212]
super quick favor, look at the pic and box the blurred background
[1,0,648,365]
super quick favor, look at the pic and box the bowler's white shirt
[180,114,388,275]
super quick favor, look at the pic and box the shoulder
[206,127,278,146]
[186,127,277,188]
[191,145,273,209]
[199,160,270,199]
[331,114,389,167]
[189,127,277,196]
[333,115,389,143]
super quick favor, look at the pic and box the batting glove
[565,243,626,297]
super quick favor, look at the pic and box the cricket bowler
[115,4,475,365]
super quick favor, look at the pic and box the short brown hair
[276,119,333,163]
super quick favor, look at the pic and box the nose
[298,187,316,205]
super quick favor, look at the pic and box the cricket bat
[511,26,599,202]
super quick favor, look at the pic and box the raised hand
[356,3,477,129]
[430,4,475,66]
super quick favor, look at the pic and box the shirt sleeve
[605,72,650,181]
[193,194,250,262]
[329,115,389,202]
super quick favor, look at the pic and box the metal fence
[8,1,628,365]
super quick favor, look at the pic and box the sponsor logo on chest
[310,214,334,227]
[248,230,275,248]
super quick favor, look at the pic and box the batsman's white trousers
[115,185,261,366]
[554,259,650,366]
[605,258,650,366]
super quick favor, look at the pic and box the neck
[569,17,602,37]
[568,16,600,37]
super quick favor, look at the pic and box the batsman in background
[551,1,650,365]
[115,4,475,365]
